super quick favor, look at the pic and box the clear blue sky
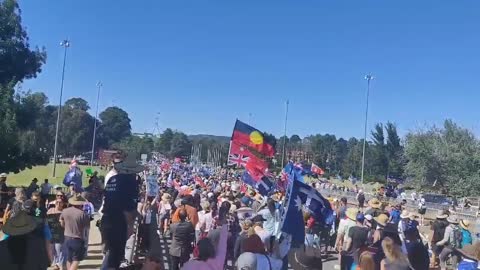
[19,0,480,139]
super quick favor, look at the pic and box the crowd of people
[0,154,479,270]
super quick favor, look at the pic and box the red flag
[231,120,276,157]
[311,163,325,175]
[245,155,268,181]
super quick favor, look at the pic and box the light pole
[360,74,374,184]
[281,100,289,168]
[90,81,102,165]
[52,39,70,178]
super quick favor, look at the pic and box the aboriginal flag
[231,120,276,157]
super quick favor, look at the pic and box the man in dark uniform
[101,153,143,270]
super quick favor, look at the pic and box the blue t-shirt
[390,209,401,225]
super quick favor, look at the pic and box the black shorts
[65,237,86,262]
[418,208,426,215]
[102,215,128,269]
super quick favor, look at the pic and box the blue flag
[280,177,307,246]
[280,178,334,245]
[241,171,273,196]
[283,161,304,183]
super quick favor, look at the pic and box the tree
[370,123,388,179]
[64,97,90,111]
[0,0,46,85]
[112,135,154,159]
[385,122,404,178]
[0,0,48,173]
[404,120,480,196]
[97,107,132,148]
[290,135,301,144]
[169,132,192,158]
[156,128,174,154]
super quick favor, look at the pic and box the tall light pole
[361,74,374,184]
[281,100,289,168]
[52,39,70,178]
[90,81,102,165]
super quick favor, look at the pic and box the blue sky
[19,1,480,139]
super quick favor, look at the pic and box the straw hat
[2,211,38,236]
[447,215,459,224]
[68,194,87,206]
[368,198,381,209]
[0,173,7,178]
[436,210,448,219]
[374,214,389,227]
[162,193,171,202]
[400,210,410,219]
[346,208,359,221]
[460,219,470,230]
[114,153,144,174]
[457,242,480,261]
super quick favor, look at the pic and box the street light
[360,74,374,184]
[90,81,102,165]
[52,39,70,178]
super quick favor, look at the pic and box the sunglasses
[56,194,64,197]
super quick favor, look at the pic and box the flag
[195,176,206,188]
[283,161,304,183]
[280,178,306,246]
[231,120,276,157]
[227,153,249,167]
[245,155,268,181]
[241,171,273,196]
[311,163,325,175]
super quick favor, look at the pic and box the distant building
[133,132,155,138]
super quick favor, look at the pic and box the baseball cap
[356,213,365,222]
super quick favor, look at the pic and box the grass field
[4,163,107,187]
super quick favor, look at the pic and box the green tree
[0,0,46,85]
[156,128,174,154]
[112,135,154,159]
[385,122,404,178]
[97,106,132,148]
[169,132,192,158]
[64,97,90,111]
[370,123,388,179]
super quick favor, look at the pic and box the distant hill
[188,134,230,144]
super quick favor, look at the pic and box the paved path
[78,220,104,269]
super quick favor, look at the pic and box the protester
[40,178,52,204]
[0,211,51,269]
[336,207,358,270]
[172,195,199,228]
[258,198,281,237]
[456,242,480,270]
[404,223,429,270]
[182,224,228,270]
[3,187,27,222]
[170,208,195,270]
[436,215,463,270]
[357,190,366,210]
[380,237,410,270]
[234,219,253,260]
[158,192,172,236]
[60,194,90,270]
[460,219,473,248]
[345,213,369,269]
[47,198,67,270]
[101,153,143,270]
[196,200,213,241]
[373,214,389,243]
[0,173,10,205]
[430,209,449,268]
[365,198,383,218]
[417,197,427,226]
[357,251,375,270]
[26,177,39,198]
[236,233,283,270]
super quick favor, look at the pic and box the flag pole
[281,100,289,168]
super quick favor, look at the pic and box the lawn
[4,163,107,187]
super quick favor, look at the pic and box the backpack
[461,229,472,248]
[451,227,463,248]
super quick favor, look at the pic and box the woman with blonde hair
[3,187,27,222]
[380,237,411,270]
[357,251,375,270]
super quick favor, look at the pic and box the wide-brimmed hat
[346,208,359,221]
[368,198,381,209]
[400,210,410,219]
[436,210,448,219]
[457,242,480,261]
[447,215,459,224]
[0,173,7,178]
[2,211,37,236]
[251,215,266,223]
[460,219,470,230]
[68,194,87,206]
[114,153,144,174]
[162,193,171,201]
[374,214,389,227]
